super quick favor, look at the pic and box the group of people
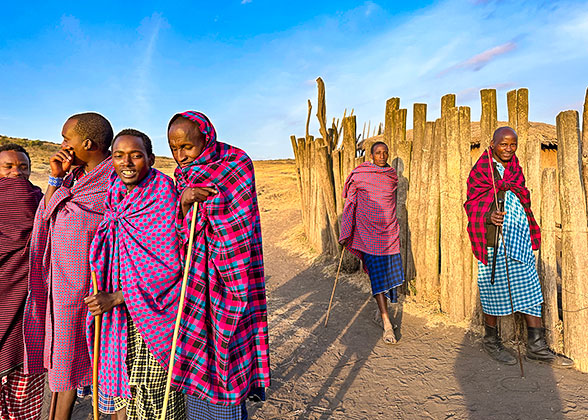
[340,127,573,367]
[0,113,576,420]
[0,111,270,420]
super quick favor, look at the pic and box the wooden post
[507,89,517,130]
[332,149,344,215]
[384,98,400,156]
[556,110,588,372]
[581,88,588,213]
[316,78,330,150]
[442,106,465,321]
[441,94,456,119]
[290,136,306,230]
[424,120,442,300]
[409,104,427,296]
[480,89,497,148]
[540,168,563,353]
[317,145,340,256]
[341,116,360,272]
[459,106,474,320]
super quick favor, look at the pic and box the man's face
[112,135,154,191]
[371,144,389,167]
[168,119,206,168]
[62,118,92,166]
[0,150,31,179]
[492,132,518,164]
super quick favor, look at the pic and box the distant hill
[0,135,177,188]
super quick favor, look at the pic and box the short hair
[113,128,153,157]
[69,112,114,152]
[370,141,388,155]
[0,143,31,164]
[492,126,518,145]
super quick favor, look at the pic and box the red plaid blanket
[24,157,113,391]
[464,148,540,265]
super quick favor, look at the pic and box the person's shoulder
[152,168,176,188]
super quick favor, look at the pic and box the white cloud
[241,0,252,4]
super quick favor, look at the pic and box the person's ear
[83,138,93,150]
[149,154,155,167]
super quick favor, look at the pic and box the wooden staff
[91,271,101,420]
[324,247,346,327]
[160,203,199,420]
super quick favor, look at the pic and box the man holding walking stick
[84,129,186,419]
[464,126,572,367]
[166,111,270,420]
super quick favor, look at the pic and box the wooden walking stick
[91,271,101,420]
[324,247,346,327]
[160,203,199,420]
[48,392,58,420]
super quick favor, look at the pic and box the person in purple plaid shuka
[85,129,186,419]
[464,126,572,367]
[339,141,405,345]
[167,111,270,420]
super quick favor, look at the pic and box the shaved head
[492,126,518,146]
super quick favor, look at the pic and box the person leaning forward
[23,112,117,420]
[0,144,45,420]
[167,111,270,420]
[339,141,405,345]
[464,126,573,368]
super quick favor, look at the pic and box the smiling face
[112,135,154,191]
[168,118,206,168]
[0,150,31,179]
[491,128,518,165]
[371,143,389,167]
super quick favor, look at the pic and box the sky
[1,0,587,159]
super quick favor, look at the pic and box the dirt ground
[41,160,587,420]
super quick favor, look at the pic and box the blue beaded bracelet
[48,176,64,187]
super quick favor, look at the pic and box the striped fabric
[186,396,247,420]
[170,111,270,406]
[464,148,540,265]
[340,162,400,257]
[87,169,182,399]
[0,367,44,420]
[0,178,42,376]
[113,318,185,420]
[362,253,404,303]
[24,157,113,391]
[77,385,116,414]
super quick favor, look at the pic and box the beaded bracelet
[48,176,64,187]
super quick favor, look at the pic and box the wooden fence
[290,78,588,372]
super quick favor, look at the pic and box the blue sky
[1,0,587,159]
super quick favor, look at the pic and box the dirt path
[43,160,587,419]
[252,205,588,420]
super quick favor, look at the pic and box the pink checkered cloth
[24,157,113,392]
[87,168,182,398]
[339,162,400,258]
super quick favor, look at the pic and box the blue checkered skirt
[478,247,543,316]
[186,395,248,420]
[362,253,404,303]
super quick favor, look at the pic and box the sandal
[383,327,398,345]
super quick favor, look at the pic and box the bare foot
[383,327,398,345]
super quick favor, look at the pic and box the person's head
[491,126,518,165]
[0,143,31,179]
[167,112,213,168]
[111,129,155,191]
[370,141,389,167]
[61,112,113,166]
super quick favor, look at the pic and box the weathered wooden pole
[316,78,330,150]
[540,168,563,353]
[332,149,344,215]
[424,120,442,300]
[408,104,427,295]
[442,106,465,321]
[480,89,497,147]
[507,89,517,130]
[581,88,588,212]
[556,110,588,372]
[384,98,400,156]
[290,136,306,230]
[341,116,360,272]
[459,106,474,319]
[317,145,340,256]
[441,94,456,119]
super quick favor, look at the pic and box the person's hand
[490,210,506,226]
[181,187,218,216]
[84,291,123,316]
[49,150,74,178]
